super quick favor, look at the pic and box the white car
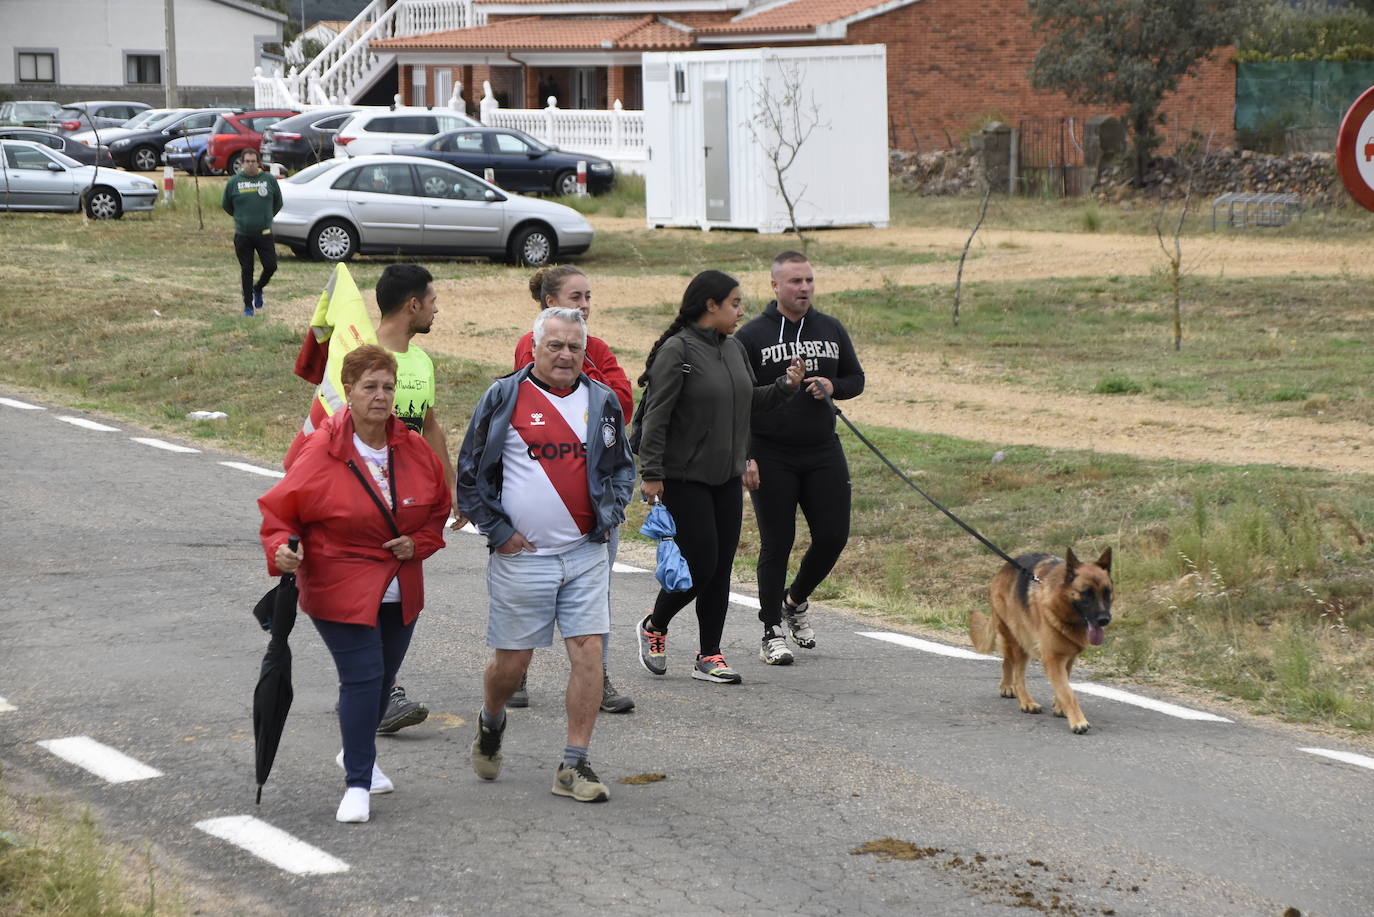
[0,139,157,218]
[333,107,479,157]
[271,154,593,265]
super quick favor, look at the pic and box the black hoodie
[735,300,864,448]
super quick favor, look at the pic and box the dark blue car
[163,131,222,176]
[398,127,615,196]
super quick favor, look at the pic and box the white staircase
[264,0,483,108]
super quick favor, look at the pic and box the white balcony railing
[479,84,646,163]
[256,0,483,108]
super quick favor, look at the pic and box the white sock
[335,787,370,823]
[336,749,395,794]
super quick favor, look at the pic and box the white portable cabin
[642,44,889,233]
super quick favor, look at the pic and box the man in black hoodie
[735,251,865,665]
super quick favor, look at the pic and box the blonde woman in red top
[513,265,635,714]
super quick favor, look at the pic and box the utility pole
[164,0,180,108]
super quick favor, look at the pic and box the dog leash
[822,392,1040,583]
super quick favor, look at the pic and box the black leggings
[749,437,851,629]
[234,232,277,307]
[649,478,742,657]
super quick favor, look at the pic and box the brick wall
[845,0,1235,152]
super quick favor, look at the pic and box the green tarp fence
[1237,61,1374,131]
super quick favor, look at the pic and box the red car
[206,109,298,173]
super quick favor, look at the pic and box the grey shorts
[485,538,610,649]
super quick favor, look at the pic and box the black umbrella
[253,535,299,804]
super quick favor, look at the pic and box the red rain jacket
[258,409,450,626]
[514,331,634,422]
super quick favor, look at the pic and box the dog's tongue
[1087,623,1105,646]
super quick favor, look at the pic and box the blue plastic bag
[640,503,693,593]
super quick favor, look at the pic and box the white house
[0,0,286,106]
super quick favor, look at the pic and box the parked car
[271,154,593,266]
[163,131,221,176]
[0,101,63,128]
[98,108,235,171]
[205,109,298,174]
[0,128,114,167]
[400,126,615,196]
[0,140,158,218]
[260,106,361,173]
[71,109,187,154]
[48,100,151,135]
[332,107,479,157]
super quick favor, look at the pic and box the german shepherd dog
[969,548,1113,734]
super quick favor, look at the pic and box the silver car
[0,140,158,218]
[271,154,594,266]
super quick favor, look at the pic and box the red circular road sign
[1336,85,1374,212]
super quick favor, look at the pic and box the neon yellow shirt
[392,345,435,434]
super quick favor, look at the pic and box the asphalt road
[1,391,1371,917]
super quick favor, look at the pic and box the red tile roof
[697,0,892,33]
[373,15,697,51]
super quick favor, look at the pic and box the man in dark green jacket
[221,148,283,317]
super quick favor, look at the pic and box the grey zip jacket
[456,365,635,552]
[637,322,796,486]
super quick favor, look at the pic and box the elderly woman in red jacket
[259,344,449,824]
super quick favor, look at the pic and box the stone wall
[890,145,1342,206]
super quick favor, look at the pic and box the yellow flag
[293,262,377,431]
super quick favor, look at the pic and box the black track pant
[649,478,743,657]
[234,232,277,307]
[750,437,851,629]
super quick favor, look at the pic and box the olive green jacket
[637,322,795,486]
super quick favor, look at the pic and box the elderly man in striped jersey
[456,306,635,803]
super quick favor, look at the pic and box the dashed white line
[858,631,999,661]
[0,697,15,713]
[219,461,285,479]
[1299,747,1374,772]
[37,736,163,783]
[1069,682,1232,722]
[195,816,349,875]
[728,592,761,609]
[131,437,201,454]
[56,416,120,432]
[613,562,648,574]
[0,397,44,411]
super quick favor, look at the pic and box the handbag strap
[346,450,402,540]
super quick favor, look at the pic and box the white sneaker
[783,598,816,649]
[336,787,370,823]
[759,626,795,665]
[335,749,395,794]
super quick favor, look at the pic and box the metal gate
[1017,117,1090,197]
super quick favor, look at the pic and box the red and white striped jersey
[500,377,594,554]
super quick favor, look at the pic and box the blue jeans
[486,538,609,649]
[311,603,416,789]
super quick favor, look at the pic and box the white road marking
[0,397,44,411]
[195,816,349,875]
[219,461,285,479]
[1069,683,1232,722]
[1299,747,1374,772]
[131,437,201,454]
[37,736,163,783]
[857,632,1233,721]
[0,697,15,713]
[858,631,999,661]
[613,562,647,573]
[728,592,761,609]
[56,416,120,432]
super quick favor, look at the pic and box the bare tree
[953,183,992,326]
[745,57,827,253]
[1154,135,1209,351]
